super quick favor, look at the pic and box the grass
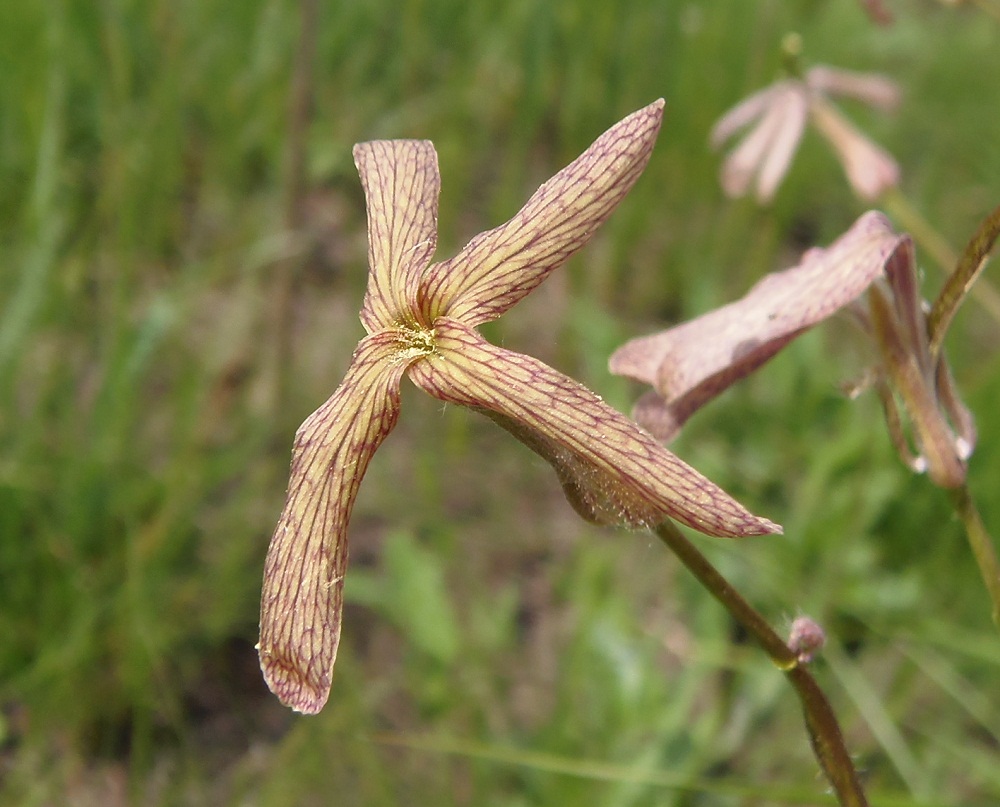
[2,0,999,804]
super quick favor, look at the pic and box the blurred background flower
[711,46,900,202]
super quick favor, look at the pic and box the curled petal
[409,318,780,537]
[810,98,899,201]
[259,331,410,713]
[419,100,664,327]
[354,140,440,331]
[868,284,967,487]
[610,211,903,439]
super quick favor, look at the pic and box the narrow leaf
[259,331,410,713]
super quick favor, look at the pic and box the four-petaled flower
[610,211,977,488]
[711,62,900,202]
[258,101,780,714]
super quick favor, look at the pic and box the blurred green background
[2,0,999,804]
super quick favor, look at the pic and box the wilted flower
[259,101,780,714]
[711,63,900,202]
[609,210,977,488]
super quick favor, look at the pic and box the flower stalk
[654,520,868,807]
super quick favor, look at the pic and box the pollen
[389,322,437,364]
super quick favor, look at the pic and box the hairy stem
[948,484,1000,627]
[654,520,868,807]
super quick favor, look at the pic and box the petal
[717,84,806,202]
[418,100,664,327]
[629,389,690,443]
[710,83,786,148]
[408,317,780,537]
[806,66,900,111]
[882,238,931,374]
[810,98,899,201]
[259,331,410,713]
[610,211,903,437]
[754,85,808,202]
[354,140,440,331]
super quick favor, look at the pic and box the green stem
[654,521,868,807]
[948,484,1000,627]
[881,188,1000,327]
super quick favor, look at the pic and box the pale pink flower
[711,66,900,202]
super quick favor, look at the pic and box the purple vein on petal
[259,331,409,713]
[419,100,664,327]
[408,318,779,537]
[354,140,441,332]
[610,211,902,441]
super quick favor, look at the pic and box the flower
[609,210,977,488]
[710,63,900,202]
[258,101,780,714]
